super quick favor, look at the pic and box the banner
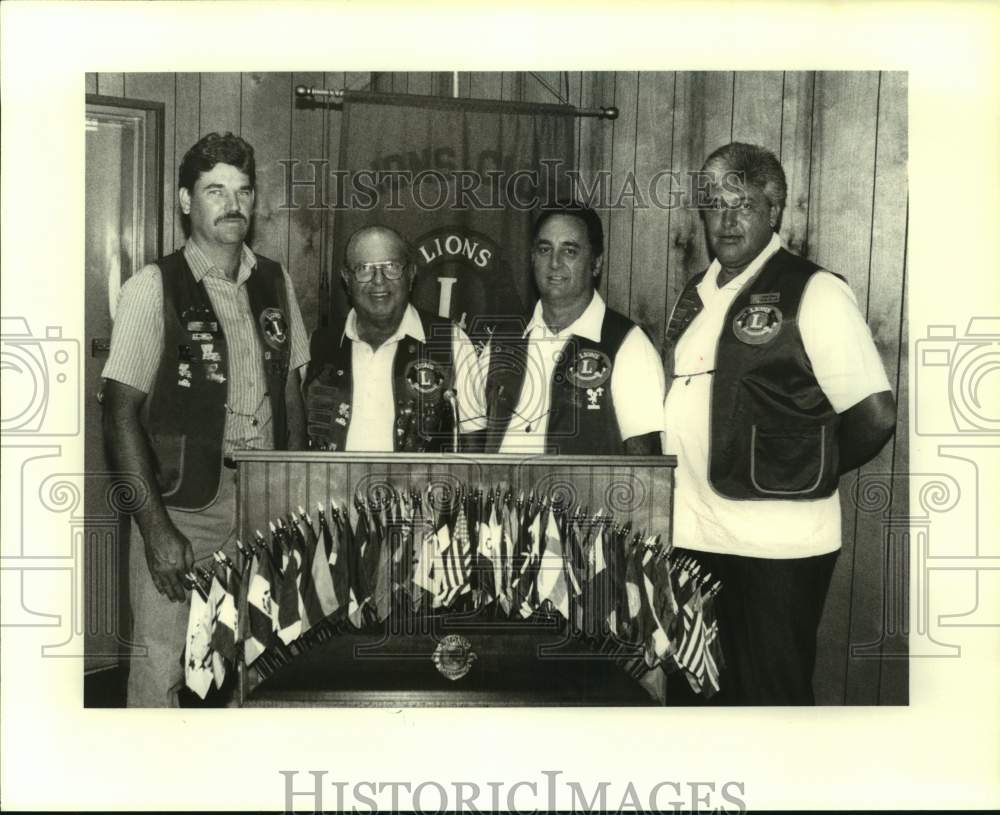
[327,92,576,342]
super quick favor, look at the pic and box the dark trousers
[666,547,839,706]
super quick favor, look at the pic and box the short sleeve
[101,264,164,394]
[453,323,489,431]
[610,325,667,440]
[799,271,892,413]
[282,268,311,371]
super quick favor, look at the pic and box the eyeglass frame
[343,259,411,284]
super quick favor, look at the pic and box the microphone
[443,389,459,452]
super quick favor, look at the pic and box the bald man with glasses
[303,225,485,452]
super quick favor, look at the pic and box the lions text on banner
[328,92,576,342]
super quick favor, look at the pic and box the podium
[234,452,675,707]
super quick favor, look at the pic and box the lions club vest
[666,247,841,500]
[304,309,457,452]
[483,306,634,455]
[143,249,291,511]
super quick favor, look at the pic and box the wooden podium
[234,452,675,707]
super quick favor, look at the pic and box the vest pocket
[749,424,826,496]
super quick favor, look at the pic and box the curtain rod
[294,85,619,120]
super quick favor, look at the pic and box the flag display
[183,481,724,700]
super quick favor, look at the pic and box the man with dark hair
[663,142,896,705]
[102,132,309,706]
[304,225,484,452]
[481,201,664,454]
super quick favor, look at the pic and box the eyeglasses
[347,260,407,283]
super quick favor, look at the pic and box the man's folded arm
[837,390,896,474]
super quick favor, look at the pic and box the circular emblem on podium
[432,634,476,681]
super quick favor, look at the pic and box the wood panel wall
[87,71,908,705]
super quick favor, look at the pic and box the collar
[701,232,783,296]
[524,291,606,342]
[183,240,256,285]
[343,303,426,346]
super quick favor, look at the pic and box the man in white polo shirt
[304,225,484,452]
[663,142,896,704]
[482,201,665,455]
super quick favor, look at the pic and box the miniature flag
[536,509,569,619]
[209,568,238,666]
[245,551,274,665]
[515,511,543,618]
[292,512,324,629]
[184,585,213,699]
[411,512,437,609]
[308,507,339,617]
[277,530,303,645]
[327,506,350,615]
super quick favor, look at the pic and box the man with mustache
[304,225,485,452]
[102,132,309,706]
[663,142,896,704]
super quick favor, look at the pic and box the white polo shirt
[496,291,666,454]
[343,304,485,452]
[663,233,891,558]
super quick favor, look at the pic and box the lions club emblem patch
[432,634,476,681]
[733,304,783,345]
[567,349,612,388]
[259,307,288,349]
[404,360,445,395]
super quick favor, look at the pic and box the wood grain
[199,73,241,136]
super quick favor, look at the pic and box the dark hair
[178,132,256,192]
[532,201,604,257]
[701,142,787,210]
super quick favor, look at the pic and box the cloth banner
[328,92,577,342]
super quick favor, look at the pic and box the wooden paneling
[126,74,177,255]
[107,70,908,704]
[844,71,909,704]
[808,71,882,705]
[731,71,784,154]
[96,73,125,96]
[779,72,815,256]
[630,72,675,350]
[605,72,640,316]
[199,73,241,136]
[286,71,327,333]
[241,72,291,266]
[468,72,503,101]
[173,73,201,251]
[881,223,908,705]
[577,72,616,301]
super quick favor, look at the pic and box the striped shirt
[102,241,310,453]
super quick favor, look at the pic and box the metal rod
[294,84,618,119]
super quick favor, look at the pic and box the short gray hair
[702,142,787,211]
